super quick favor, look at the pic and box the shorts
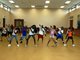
[50,35,54,38]
[38,34,43,38]
[67,36,73,40]
[2,33,7,36]
[8,32,12,36]
[57,34,63,38]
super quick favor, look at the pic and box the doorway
[14,19,24,27]
[70,20,73,28]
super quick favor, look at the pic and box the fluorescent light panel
[44,5,48,8]
[31,5,35,8]
[45,1,50,4]
[60,6,65,8]
[0,4,3,8]
[9,0,15,3]
[65,1,71,4]
[15,5,19,8]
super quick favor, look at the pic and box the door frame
[14,19,24,27]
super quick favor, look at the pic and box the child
[2,27,7,37]
[20,26,27,43]
[37,25,45,43]
[64,28,75,47]
[7,25,13,37]
[47,26,57,46]
[2,27,8,41]
[26,25,37,47]
[56,28,64,44]
[0,28,2,42]
[8,27,19,47]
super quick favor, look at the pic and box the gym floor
[0,34,80,60]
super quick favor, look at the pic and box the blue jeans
[9,35,18,44]
[20,35,26,41]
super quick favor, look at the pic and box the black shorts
[2,33,7,36]
[8,32,12,35]
[68,37,73,40]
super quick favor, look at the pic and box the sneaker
[8,44,11,47]
[72,44,75,47]
[64,44,67,46]
[17,44,19,47]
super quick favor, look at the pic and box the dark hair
[31,25,37,33]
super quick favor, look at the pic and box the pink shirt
[50,29,55,36]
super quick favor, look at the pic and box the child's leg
[14,35,18,44]
[32,35,36,45]
[37,35,40,42]
[52,38,57,44]
[61,36,64,44]
[26,35,31,45]
[20,35,25,43]
[9,35,14,44]
[47,38,51,46]
[56,37,59,40]
[71,37,74,44]
[65,37,69,44]
[41,35,43,43]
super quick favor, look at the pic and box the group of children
[0,24,75,47]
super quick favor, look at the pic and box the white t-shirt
[2,29,7,34]
[29,28,34,35]
[39,28,45,35]
[12,29,17,35]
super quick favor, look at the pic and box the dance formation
[0,24,76,47]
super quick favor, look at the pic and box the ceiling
[0,0,80,9]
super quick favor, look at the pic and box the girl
[56,28,64,44]
[37,25,45,43]
[20,26,27,43]
[47,26,57,46]
[64,28,75,47]
[26,25,37,47]
[7,25,13,37]
[0,28,2,42]
[8,27,19,47]
[2,27,8,41]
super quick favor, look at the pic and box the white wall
[11,8,68,27]
[0,8,11,27]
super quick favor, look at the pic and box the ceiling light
[8,8,10,11]
[9,0,15,3]
[65,1,71,4]
[76,5,80,9]
[15,5,19,8]
[4,7,7,10]
[60,6,65,8]
[0,4,3,8]
[44,5,48,8]
[45,1,50,4]
[31,5,35,8]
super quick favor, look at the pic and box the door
[3,17,5,27]
[70,20,73,28]
[14,19,24,28]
